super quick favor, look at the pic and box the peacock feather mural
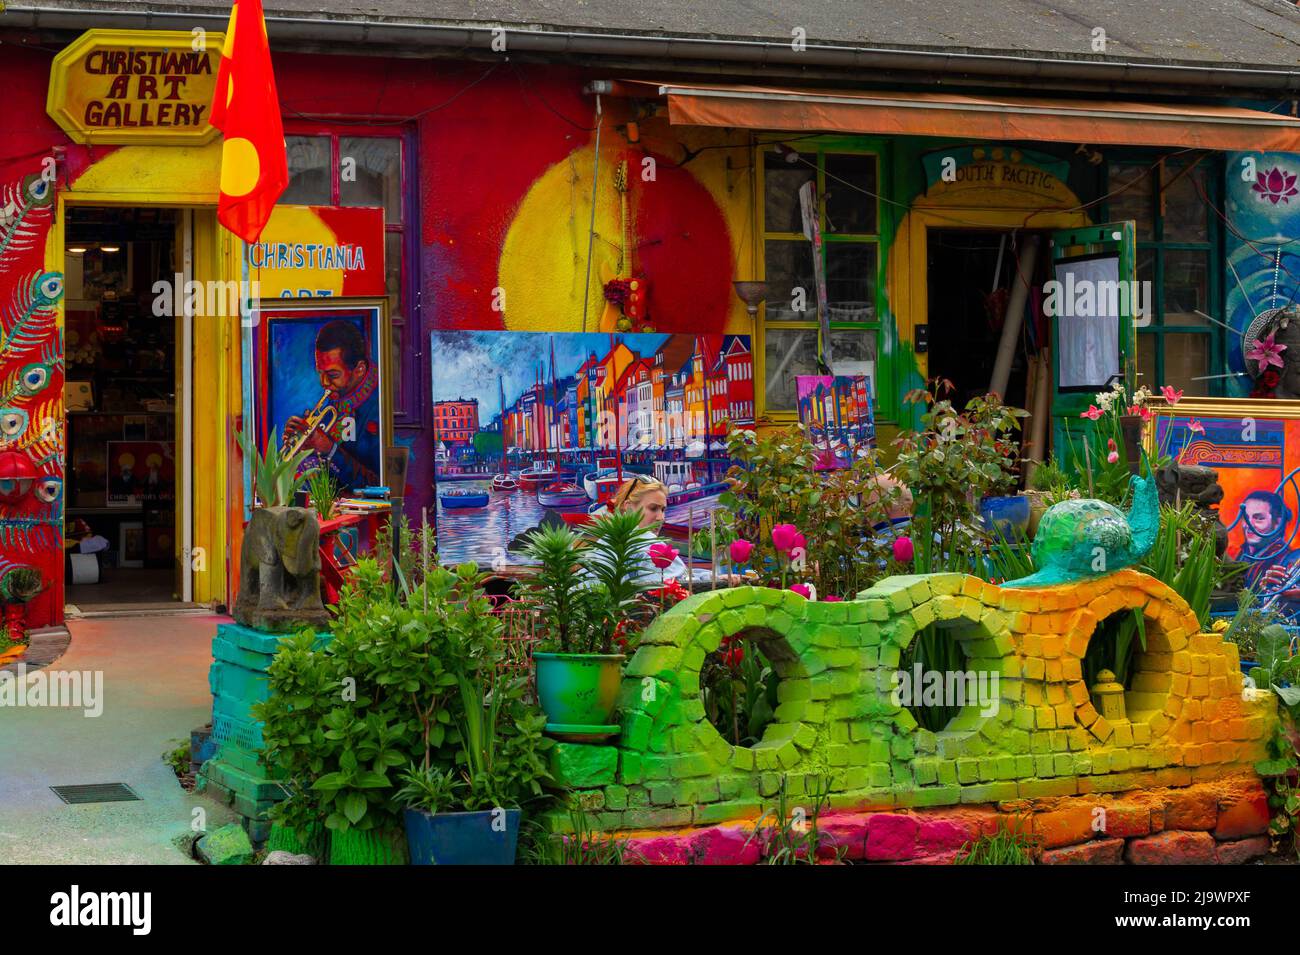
[0,167,63,616]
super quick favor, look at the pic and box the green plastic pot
[533,652,625,728]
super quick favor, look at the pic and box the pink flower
[1080,406,1103,421]
[728,539,754,564]
[1107,438,1116,451]
[789,583,811,598]
[772,523,801,553]
[648,542,679,569]
[823,595,843,602]
[1129,405,1153,422]
[1254,166,1299,205]
[1107,451,1119,464]
[1247,332,1287,372]
[892,536,914,563]
[1160,385,1183,405]
[1188,419,1205,435]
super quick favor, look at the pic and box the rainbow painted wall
[545,570,1276,842]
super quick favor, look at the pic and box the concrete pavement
[0,613,238,864]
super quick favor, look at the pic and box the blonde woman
[597,475,730,585]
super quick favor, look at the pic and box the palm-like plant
[521,524,588,654]
[237,426,318,507]
[580,510,657,654]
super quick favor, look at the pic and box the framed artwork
[105,440,175,507]
[429,331,754,567]
[796,374,875,469]
[1152,397,1300,621]
[252,297,389,495]
[119,521,145,569]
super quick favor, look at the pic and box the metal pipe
[989,235,1040,400]
[7,4,1300,91]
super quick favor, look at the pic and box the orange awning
[639,81,1300,152]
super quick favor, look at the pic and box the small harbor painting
[796,374,875,469]
[430,330,754,566]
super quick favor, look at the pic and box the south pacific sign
[47,30,224,145]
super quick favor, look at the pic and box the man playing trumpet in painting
[283,319,380,492]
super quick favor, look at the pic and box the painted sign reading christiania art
[46,30,223,145]
[245,206,386,299]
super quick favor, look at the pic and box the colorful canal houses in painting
[430,331,753,564]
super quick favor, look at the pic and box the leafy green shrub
[255,560,553,837]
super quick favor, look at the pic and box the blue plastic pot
[979,495,1030,542]
[403,808,520,865]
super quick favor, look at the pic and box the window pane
[828,327,877,392]
[1163,249,1209,327]
[825,242,877,320]
[764,239,816,321]
[1161,333,1210,397]
[340,137,402,224]
[764,150,815,234]
[384,231,403,319]
[283,136,330,205]
[824,154,877,234]
[764,327,820,412]
[1137,333,1157,391]
[1108,164,1154,241]
[1162,164,1208,242]
[391,323,403,413]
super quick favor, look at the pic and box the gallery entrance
[926,228,1047,412]
[63,205,194,613]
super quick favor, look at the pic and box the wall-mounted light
[66,246,87,254]
[99,245,121,253]
[774,143,801,164]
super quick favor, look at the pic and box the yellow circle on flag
[221,137,261,197]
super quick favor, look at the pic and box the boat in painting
[491,473,519,492]
[517,465,559,488]
[439,490,490,509]
[536,481,590,509]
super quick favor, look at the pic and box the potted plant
[0,562,45,644]
[397,673,551,865]
[257,559,552,864]
[306,468,339,522]
[522,510,656,739]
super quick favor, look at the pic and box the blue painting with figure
[255,301,385,494]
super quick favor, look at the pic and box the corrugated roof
[8,0,1300,69]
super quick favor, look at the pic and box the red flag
[210,0,287,242]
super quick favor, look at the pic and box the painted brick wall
[548,569,1277,832]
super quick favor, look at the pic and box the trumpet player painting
[1154,400,1300,621]
[254,299,386,494]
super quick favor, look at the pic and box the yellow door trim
[57,145,228,608]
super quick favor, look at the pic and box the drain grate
[50,783,141,805]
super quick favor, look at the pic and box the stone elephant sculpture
[233,506,330,633]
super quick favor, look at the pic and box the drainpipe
[7,4,1300,92]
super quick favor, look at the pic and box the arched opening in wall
[1083,605,1169,723]
[896,617,1001,735]
[700,626,796,748]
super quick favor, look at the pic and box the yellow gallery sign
[47,29,224,145]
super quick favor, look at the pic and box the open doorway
[926,228,1045,412]
[63,206,190,612]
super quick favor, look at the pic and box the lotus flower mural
[1253,166,1299,205]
